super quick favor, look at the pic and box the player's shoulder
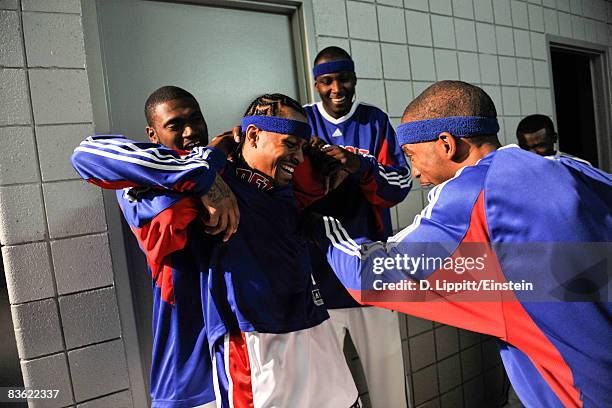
[355,101,391,120]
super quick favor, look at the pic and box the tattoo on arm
[206,176,231,204]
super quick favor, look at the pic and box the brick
[0,184,46,245]
[434,49,459,80]
[435,325,459,360]
[412,365,439,405]
[409,331,436,371]
[407,314,433,336]
[405,10,432,47]
[461,345,482,380]
[68,339,129,402]
[378,5,407,43]
[347,1,378,40]
[355,79,387,111]
[382,43,411,80]
[0,68,31,125]
[21,0,80,13]
[11,299,63,359]
[59,287,121,349]
[0,10,24,66]
[409,46,436,81]
[28,69,93,125]
[437,355,461,393]
[479,54,500,84]
[384,80,413,117]
[312,0,348,37]
[21,353,75,407]
[36,123,93,181]
[0,0,18,10]
[350,40,382,78]
[43,180,106,238]
[51,233,113,295]
[23,12,85,68]
[2,242,54,304]
[0,126,39,185]
[77,390,133,408]
[431,15,456,48]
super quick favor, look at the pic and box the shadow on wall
[0,253,27,407]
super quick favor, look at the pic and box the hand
[208,126,242,156]
[327,168,350,191]
[303,138,343,177]
[200,174,240,242]
[321,145,361,174]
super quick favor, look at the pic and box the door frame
[546,35,612,171]
[80,0,318,405]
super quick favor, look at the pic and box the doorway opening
[549,41,611,170]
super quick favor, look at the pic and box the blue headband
[312,59,355,78]
[241,116,312,140]
[396,116,500,145]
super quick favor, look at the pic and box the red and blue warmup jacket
[318,145,612,407]
[303,101,412,308]
[72,136,226,408]
[72,135,328,353]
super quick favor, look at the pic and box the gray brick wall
[0,0,132,406]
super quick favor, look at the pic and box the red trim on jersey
[229,332,254,408]
[130,197,201,304]
[348,191,581,406]
[376,137,393,166]
[87,179,137,190]
[293,155,328,210]
[359,173,396,208]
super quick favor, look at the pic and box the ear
[437,132,458,159]
[551,132,558,144]
[146,126,158,143]
[244,124,259,147]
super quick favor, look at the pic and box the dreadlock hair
[144,85,198,126]
[314,46,352,65]
[233,94,306,162]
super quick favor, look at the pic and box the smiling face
[146,98,208,151]
[242,106,306,187]
[314,58,356,119]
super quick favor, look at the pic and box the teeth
[331,97,346,103]
[280,164,295,174]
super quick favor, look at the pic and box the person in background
[302,46,411,407]
[516,113,591,165]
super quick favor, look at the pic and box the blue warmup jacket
[72,134,328,371]
[72,136,224,408]
[319,145,612,407]
[303,101,411,308]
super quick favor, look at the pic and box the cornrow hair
[144,85,198,125]
[243,93,306,118]
[233,93,306,162]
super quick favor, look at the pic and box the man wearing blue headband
[72,93,360,408]
[303,46,411,408]
[307,80,612,407]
